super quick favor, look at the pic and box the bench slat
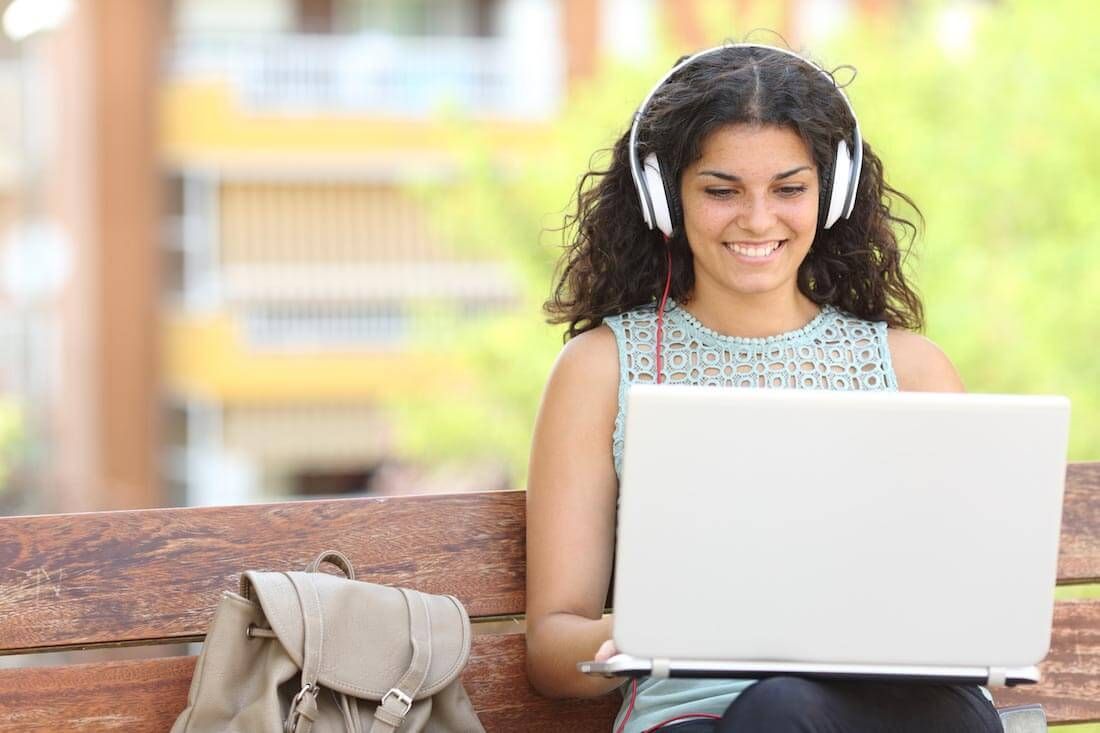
[0,462,1096,655]
[0,634,619,733]
[1,599,1097,731]
[0,492,527,654]
[1059,462,1100,584]
[991,599,1100,723]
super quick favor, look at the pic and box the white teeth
[727,241,781,257]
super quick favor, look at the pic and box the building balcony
[167,32,563,121]
[163,261,517,401]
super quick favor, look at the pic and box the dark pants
[659,677,1003,732]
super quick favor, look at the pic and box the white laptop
[580,385,1070,686]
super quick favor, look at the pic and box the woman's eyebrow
[697,165,813,182]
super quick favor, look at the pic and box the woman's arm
[525,326,624,698]
[887,329,966,392]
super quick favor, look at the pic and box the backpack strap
[284,571,325,733]
[370,588,433,733]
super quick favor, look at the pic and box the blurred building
[0,0,900,512]
[159,0,578,507]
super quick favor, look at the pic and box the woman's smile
[723,239,787,262]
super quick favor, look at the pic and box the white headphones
[628,44,864,237]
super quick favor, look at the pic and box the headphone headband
[628,43,864,235]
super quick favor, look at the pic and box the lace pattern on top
[604,300,899,478]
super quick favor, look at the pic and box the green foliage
[391,0,1100,486]
[0,399,24,495]
[837,0,1100,460]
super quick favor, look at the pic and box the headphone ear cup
[659,155,683,238]
[842,137,862,219]
[817,153,835,232]
[823,139,852,229]
[642,153,674,237]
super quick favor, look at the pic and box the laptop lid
[612,386,1070,673]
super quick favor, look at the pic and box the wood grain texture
[0,656,195,732]
[991,599,1100,725]
[0,492,527,653]
[1059,462,1100,584]
[0,634,620,733]
[2,605,1098,732]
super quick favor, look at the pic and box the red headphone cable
[655,239,673,384]
[617,239,672,733]
[644,713,724,732]
[615,678,639,733]
[614,676,722,733]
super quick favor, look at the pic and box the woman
[524,45,1003,732]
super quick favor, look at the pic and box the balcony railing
[168,32,563,120]
[169,262,519,349]
[221,262,517,302]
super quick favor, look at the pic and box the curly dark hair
[545,45,925,340]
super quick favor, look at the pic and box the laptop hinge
[986,667,1007,686]
[652,659,672,679]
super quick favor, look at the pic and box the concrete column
[563,0,599,82]
[47,0,163,511]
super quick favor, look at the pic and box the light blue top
[602,299,899,733]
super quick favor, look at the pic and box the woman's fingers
[594,639,618,662]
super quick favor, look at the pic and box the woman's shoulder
[533,326,621,454]
[885,328,966,392]
[560,325,618,371]
[547,325,619,399]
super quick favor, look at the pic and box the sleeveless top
[602,299,899,733]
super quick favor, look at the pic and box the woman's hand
[594,639,619,662]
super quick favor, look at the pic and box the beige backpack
[171,550,485,733]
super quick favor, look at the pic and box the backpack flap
[241,570,472,701]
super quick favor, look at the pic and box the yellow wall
[165,313,470,404]
[159,81,552,164]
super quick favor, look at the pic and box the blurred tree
[383,59,664,485]
[388,0,1099,488]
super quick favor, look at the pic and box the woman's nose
[736,194,777,233]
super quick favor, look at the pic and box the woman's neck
[678,288,822,340]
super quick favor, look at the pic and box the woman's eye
[777,185,808,197]
[705,188,736,199]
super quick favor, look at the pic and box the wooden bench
[0,462,1097,732]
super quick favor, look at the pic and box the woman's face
[680,123,819,302]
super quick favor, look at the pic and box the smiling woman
[525,44,980,733]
